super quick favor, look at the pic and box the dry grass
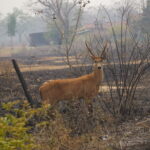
[136,119,150,129]
[0,47,24,57]
[19,61,90,72]
[20,64,69,71]
[33,106,150,150]
[33,108,120,150]
[0,61,13,76]
[19,64,90,72]
[38,56,75,61]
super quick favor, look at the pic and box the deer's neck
[93,68,103,85]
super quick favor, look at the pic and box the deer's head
[86,42,108,70]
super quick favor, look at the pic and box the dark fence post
[12,59,36,107]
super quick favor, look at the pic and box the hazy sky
[0,0,115,15]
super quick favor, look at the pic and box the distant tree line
[141,0,150,34]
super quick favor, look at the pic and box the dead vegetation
[0,60,13,76]
[0,54,149,150]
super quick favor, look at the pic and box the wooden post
[12,59,37,107]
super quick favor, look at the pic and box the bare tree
[31,0,90,73]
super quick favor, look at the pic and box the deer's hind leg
[84,97,94,114]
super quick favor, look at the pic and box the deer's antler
[85,41,95,57]
[101,42,108,59]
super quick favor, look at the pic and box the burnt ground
[0,55,150,150]
[0,56,91,102]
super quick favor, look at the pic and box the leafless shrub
[93,3,150,118]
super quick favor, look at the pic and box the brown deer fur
[39,58,105,106]
[39,43,107,106]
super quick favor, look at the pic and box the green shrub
[0,101,35,150]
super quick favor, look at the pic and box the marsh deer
[39,42,108,107]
